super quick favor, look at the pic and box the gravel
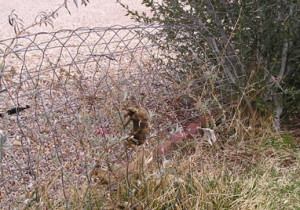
[0,0,148,40]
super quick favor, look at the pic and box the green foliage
[118,0,299,116]
[0,131,7,160]
[262,134,297,150]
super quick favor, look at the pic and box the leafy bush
[118,0,299,129]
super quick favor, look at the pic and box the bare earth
[0,0,147,40]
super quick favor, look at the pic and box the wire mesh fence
[0,24,238,208]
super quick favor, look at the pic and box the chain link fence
[0,24,237,208]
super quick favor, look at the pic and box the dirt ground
[0,0,147,40]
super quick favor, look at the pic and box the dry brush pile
[0,25,254,209]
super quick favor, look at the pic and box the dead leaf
[12,140,22,146]
[199,128,217,145]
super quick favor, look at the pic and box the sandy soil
[0,0,147,40]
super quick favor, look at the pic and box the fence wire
[0,24,237,208]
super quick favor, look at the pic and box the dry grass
[1,26,299,209]
[48,117,300,210]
